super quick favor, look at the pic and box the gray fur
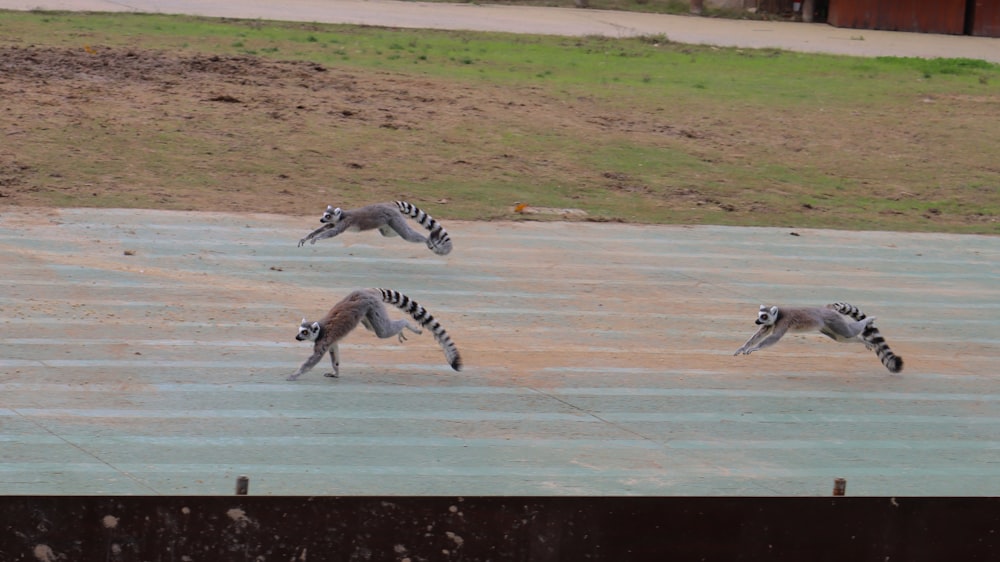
[288,288,462,380]
[395,201,453,255]
[734,303,896,370]
[827,302,904,373]
[297,201,453,255]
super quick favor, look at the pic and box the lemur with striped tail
[287,288,462,380]
[734,302,903,373]
[297,201,453,255]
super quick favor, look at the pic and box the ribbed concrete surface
[1,207,997,495]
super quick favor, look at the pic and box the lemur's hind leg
[359,315,418,341]
[377,225,400,238]
[821,316,876,342]
[426,236,452,256]
[384,215,430,244]
[849,316,876,338]
[366,305,422,343]
[858,317,878,349]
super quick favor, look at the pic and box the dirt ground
[2,44,665,217]
[1,44,448,214]
[2,42,998,235]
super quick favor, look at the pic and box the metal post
[833,478,846,496]
[235,475,249,495]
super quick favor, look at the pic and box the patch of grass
[1,10,998,234]
[876,56,995,77]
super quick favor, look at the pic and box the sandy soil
[2,42,997,235]
[1,43,674,216]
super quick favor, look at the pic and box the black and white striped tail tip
[450,355,463,371]
[884,355,904,373]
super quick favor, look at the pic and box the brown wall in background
[969,0,1000,37]
[828,0,967,35]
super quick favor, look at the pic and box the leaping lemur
[287,288,462,380]
[734,302,903,373]
[297,201,453,255]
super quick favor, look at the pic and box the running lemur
[734,302,903,373]
[298,201,453,255]
[288,288,462,380]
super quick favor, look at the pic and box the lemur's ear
[310,322,321,334]
[769,306,778,316]
[758,304,767,312]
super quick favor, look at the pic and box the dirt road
[1,0,998,61]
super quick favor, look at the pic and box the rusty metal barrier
[2,496,998,561]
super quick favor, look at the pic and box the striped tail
[827,302,868,323]
[828,302,904,373]
[395,201,453,255]
[377,288,462,371]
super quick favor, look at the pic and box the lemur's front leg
[735,326,765,356]
[299,223,335,247]
[735,325,787,355]
[734,325,778,355]
[310,221,351,244]
[323,343,339,378]
[288,345,327,380]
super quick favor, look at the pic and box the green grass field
[1,10,998,233]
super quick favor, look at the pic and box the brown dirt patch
[0,44,651,215]
[1,44,997,233]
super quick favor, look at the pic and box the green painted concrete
[0,208,997,495]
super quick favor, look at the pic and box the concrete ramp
[1,207,997,495]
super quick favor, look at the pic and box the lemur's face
[755,305,779,326]
[296,319,320,341]
[320,206,343,224]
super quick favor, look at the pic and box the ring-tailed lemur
[287,288,462,380]
[734,302,903,373]
[297,201,453,255]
